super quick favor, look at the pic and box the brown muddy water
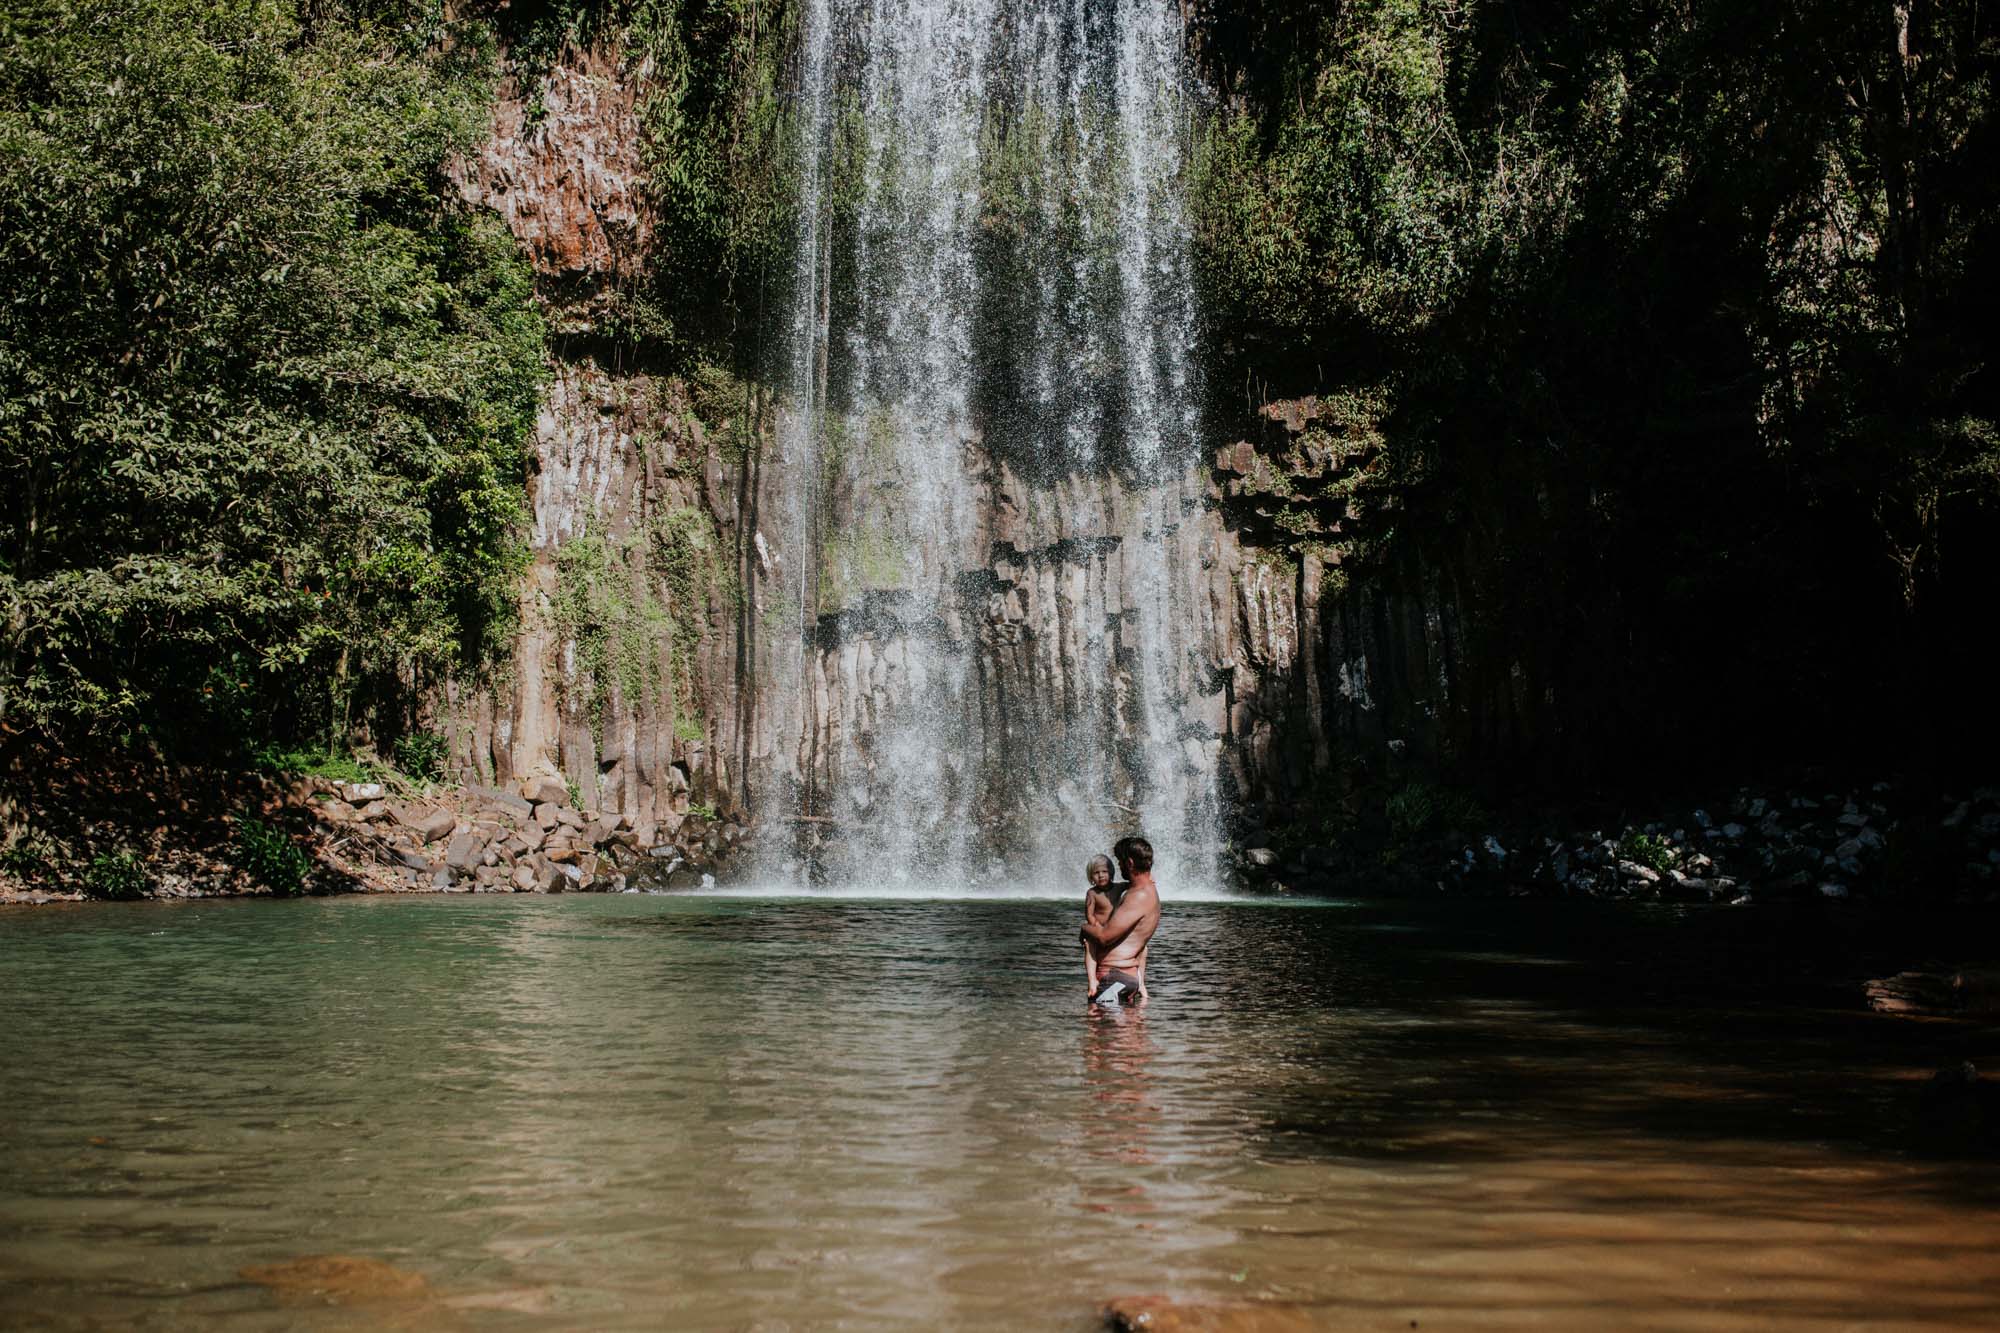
[2,891,1997,1330]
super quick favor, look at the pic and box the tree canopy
[0,0,545,754]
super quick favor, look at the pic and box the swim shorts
[1090,970,1142,1005]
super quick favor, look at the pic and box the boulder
[553,806,585,831]
[338,782,387,804]
[1243,847,1278,869]
[467,785,534,819]
[355,801,389,821]
[443,833,484,871]
[1101,1296,1313,1333]
[533,803,562,831]
[519,775,571,807]
[392,845,438,873]
[391,804,457,844]
[316,799,358,824]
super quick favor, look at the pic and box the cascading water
[762,0,1220,890]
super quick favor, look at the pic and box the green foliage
[564,777,583,810]
[393,730,451,783]
[1618,830,1674,873]
[0,0,545,754]
[548,499,717,746]
[634,0,802,344]
[1,827,59,879]
[552,523,668,739]
[1194,0,2000,770]
[1384,780,1482,843]
[234,815,310,896]
[251,746,381,786]
[83,850,147,901]
[1190,0,1476,348]
[686,799,717,821]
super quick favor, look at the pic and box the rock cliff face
[445,39,1520,874]
[441,43,763,864]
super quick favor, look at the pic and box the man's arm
[1080,886,1153,949]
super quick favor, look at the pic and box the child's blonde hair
[1085,854,1114,880]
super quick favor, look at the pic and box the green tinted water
[3,894,1997,1329]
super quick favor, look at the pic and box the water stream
[764,0,1215,890]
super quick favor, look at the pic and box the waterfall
[763,0,1219,890]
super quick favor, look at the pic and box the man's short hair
[1113,836,1153,875]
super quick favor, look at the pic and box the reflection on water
[1,895,1997,1329]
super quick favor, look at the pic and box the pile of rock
[303,774,749,894]
[1233,781,2000,904]
[1441,782,2000,904]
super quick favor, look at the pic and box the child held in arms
[1081,854,1145,1005]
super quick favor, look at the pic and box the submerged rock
[1102,1295,1316,1332]
[239,1254,428,1306]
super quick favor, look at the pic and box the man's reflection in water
[1080,1003,1160,1216]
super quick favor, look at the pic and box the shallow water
[3,893,1997,1329]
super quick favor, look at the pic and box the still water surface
[3,892,1997,1329]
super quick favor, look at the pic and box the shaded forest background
[2,0,1995,800]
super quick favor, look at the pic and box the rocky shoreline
[0,760,749,906]
[9,759,2000,908]
[1235,779,2000,906]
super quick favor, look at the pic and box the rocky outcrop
[436,40,762,850]
[450,46,652,333]
[295,774,746,893]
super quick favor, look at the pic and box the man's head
[1112,835,1153,880]
[1085,854,1114,890]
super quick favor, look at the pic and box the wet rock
[1101,1295,1315,1332]
[1616,860,1660,884]
[1243,847,1278,869]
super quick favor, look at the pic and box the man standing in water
[1081,836,1160,1005]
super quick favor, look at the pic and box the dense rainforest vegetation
[0,0,545,759]
[1187,0,1999,785]
[2,0,1995,795]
